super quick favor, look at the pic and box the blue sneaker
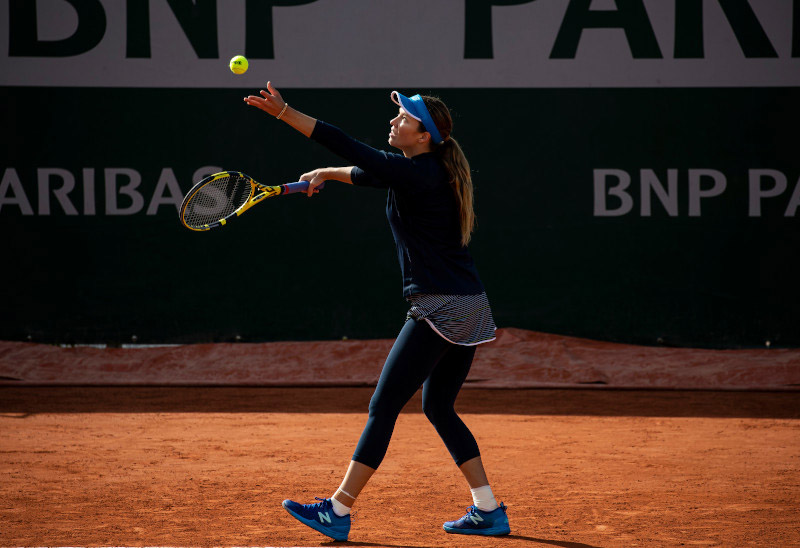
[282,497,350,541]
[443,503,510,536]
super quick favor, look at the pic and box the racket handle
[282,180,326,194]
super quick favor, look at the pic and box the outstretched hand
[243,81,285,117]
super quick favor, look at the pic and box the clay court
[2,330,799,547]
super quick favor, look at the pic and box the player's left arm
[244,83,393,193]
[244,81,316,137]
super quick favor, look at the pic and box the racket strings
[183,174,252,228]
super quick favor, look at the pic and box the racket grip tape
[282,181,326,194]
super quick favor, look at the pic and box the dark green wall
[1,87,798,348]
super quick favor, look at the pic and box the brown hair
[420,96,475,246]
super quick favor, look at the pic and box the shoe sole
[282,501,349,541]
[443,524,511,536]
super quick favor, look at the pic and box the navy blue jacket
[311,120,485,297]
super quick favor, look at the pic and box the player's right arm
[299,167,354,196]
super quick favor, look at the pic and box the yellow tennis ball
[229,55,248,75]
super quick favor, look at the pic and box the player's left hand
[243,81,286,118]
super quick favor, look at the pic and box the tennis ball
[229,55,248,75]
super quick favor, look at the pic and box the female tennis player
[244,83,509,541]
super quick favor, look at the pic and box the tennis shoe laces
[443,502,511,536]
[282,497,351,541]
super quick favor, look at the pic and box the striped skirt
[405,292,497,346]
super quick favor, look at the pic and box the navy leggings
[352,318,481,469]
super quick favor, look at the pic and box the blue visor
[391,91,444,145]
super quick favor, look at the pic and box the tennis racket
[179,170,323,231]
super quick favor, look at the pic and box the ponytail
[421,96,476,247]
[436,138,475,246]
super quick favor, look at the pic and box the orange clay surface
[2,329,799,390]
[1,386,799,547]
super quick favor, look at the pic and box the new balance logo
[318,511,332,524]
[469,513,484,525]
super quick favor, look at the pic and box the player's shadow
[510,535,604,547]
[324,536,601,547]
[322,542,419,548]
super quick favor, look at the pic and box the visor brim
[391,91,422,122]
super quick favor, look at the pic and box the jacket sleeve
[350,166,388,188]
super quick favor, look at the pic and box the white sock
[330,495,351,517]
[471,485,499,512]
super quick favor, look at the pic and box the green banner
[1,87,798,348]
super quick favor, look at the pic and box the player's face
[388,109,426,151]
